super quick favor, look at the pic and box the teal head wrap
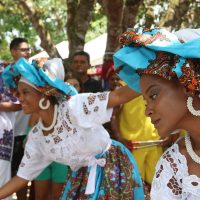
[2,57,78,99]
[113,27,200,93]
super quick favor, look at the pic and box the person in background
[101,59,123,138]
[71,51,103,93]
[65,71,82,93]
[104,61,163,200]
[101,56,115,91]
[0,57,144,200]
[9,37,32,199]
[113,27,200,200]
[0,60,21,200]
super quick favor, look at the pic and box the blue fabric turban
[2,57,78,97]
[113,27,200,93]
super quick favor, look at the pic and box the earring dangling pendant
[39,98,50,110]
[187,96,200,116]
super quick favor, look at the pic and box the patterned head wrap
[113,27,200,94]
[2,57,78,99]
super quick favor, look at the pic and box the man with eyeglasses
[10,38,31,61]
[9,37,32,200]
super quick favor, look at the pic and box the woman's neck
[184,118,200,150]
[39,103,55,127]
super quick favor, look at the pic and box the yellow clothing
[179,129,186,137]
[131,146,163,184]
[119,96,160,141]
[119,96,163,184]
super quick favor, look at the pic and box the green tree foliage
[0,0,200,62]
[86,3,107,42]
[32,0,68,44]
[0,0,106,61]
[0,0,37,61]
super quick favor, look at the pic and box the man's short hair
[10,38,28,50]
[72,51,90,64]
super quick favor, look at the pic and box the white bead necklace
[39,104,58,131]
[185,134,200,165]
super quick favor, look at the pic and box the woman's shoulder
[163,136,186,157]
[152,136,200,199]
[158,139,187,169]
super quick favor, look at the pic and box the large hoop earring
[187,96,200,116]
[39,98,50,110]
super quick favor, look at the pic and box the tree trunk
[16,0,60,58]
[122,0,143,32]
[159,0,190,30]
[143,0,156,28]
[66,0,95,58]
[99,0,124,60]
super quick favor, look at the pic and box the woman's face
[66,78,81,93]
[140,74,188,138]
[108,74,122,91]
[17,82,43,114]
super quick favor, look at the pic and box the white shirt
[151,142,200,200]
[14,111,30,136]
[0,64,18,161]
[0,112,15,162]
[17,92,112,181]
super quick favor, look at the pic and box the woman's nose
[145,105,153,117]
[18,94,24,103]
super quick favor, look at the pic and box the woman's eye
[23,91,29,95]
[150,94,157,100]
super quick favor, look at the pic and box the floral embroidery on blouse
[0,64,16,161]
[87,94,96,105]
[151,143,200,200]
[83,102,91,115]
[17,92,112,180]
[0,129,14,161]
[97,93,107,101]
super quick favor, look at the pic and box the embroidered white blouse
[151,142,200,200]
[17,92,112,181]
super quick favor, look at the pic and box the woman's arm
[107,85,140,108]
[0,176,28,199]
[0,102,21,112]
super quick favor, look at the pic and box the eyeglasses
[16,48,31,53]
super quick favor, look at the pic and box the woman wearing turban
[0,57,144,199]
[113,27,200,200]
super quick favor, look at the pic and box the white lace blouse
[151,142,200,200]
[17,92,113,181]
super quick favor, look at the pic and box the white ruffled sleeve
[17,131,51,181]
[67,92,113,128]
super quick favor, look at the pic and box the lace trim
[153,143,200,199]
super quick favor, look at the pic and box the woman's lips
[152,119,160,128]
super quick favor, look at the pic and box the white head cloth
[19,58,65,90]
[175,28,200,42]
[19,76,39,90]
[43,58,65,81]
